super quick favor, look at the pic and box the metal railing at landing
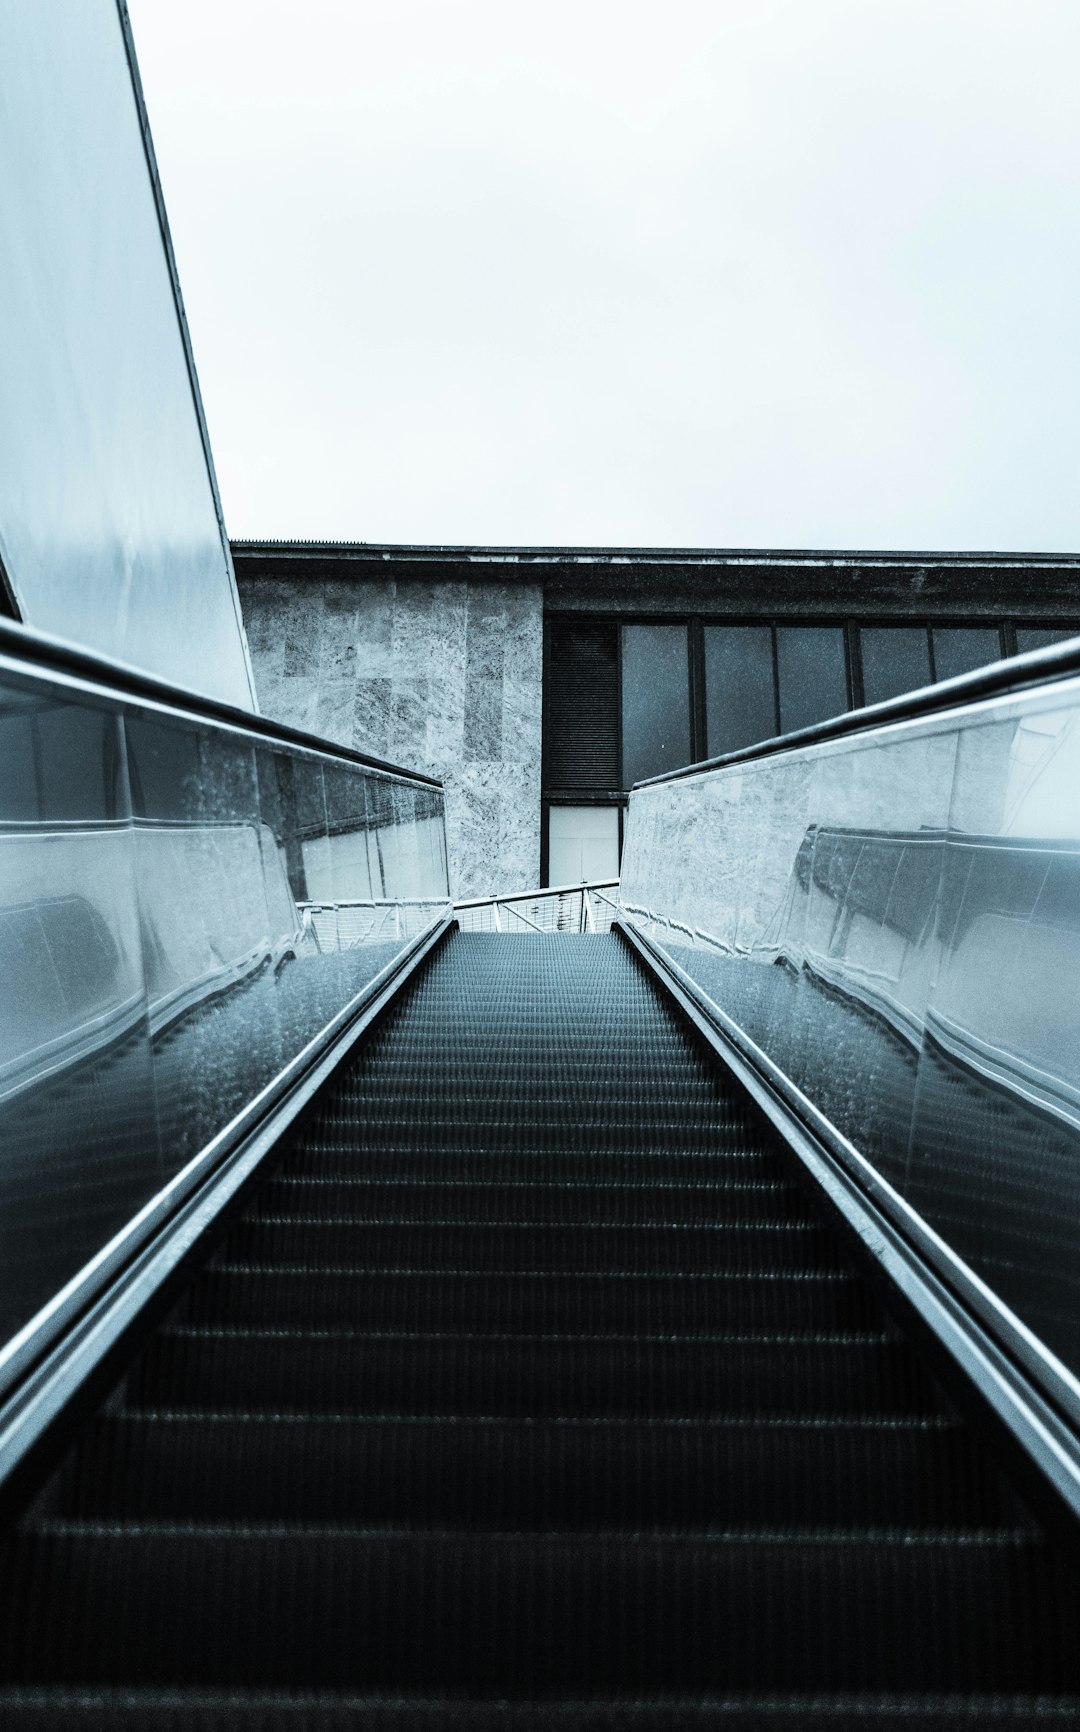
[455,881,619,935]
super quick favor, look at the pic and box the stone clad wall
[237,574,543,899]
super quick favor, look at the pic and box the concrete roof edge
[230,540,1080,569]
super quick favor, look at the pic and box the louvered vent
[543,619,619,789]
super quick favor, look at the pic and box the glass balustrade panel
[0,648,451,1384]
[619,670,1080,1379]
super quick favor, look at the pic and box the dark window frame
[701,620,780,759]
[1012,622,1080,656]
[855,619,1010,703]
[856,622,935,710]
[928,622,1011,686]
[618,618,695,790]
[543,608,859,797]
[539,611,1079,883]
[772,620,853,739]
[541,615,620,794]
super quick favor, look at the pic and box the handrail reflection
[0,632,451,1387]
[620,661,1080,1401]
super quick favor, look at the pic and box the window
[1016,626,1076,654]
[621,623,691,786]
[543,620,619,789]
[932,627,1001,683]
[704,625,776,756]
[547,806,620,884]
[543,611,1078,879]
[775,627,848,734]
[860,628,932,706]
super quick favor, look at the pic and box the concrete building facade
[234,541,1080,899]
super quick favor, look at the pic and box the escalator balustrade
[1,931,1078,1724]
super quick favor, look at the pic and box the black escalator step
[333,1084,743,1117]
[188,1265,883,1334]
[307,1129,759,1156]
[72,1412,1005,1529]
[293,1146,779,1185]
[371,1018,694,1033]
[133,1328,931,1418]
[340,1050,733,1078]
[315,1115,746,1147]
[363,1019,715,1036]
[326,1086,755,1120]
[226,1219,844,1275]
[3,1524,1078,1694]
[2,1693,1080,1730]
[8,931,1080,1712]
[319,1072,752,1098]
[252,1177,804,1226]
[346,1062,735,1093]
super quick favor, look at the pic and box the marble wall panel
[353,582,396,679]
[424,581,468,774]
[352,679,392,759]
[464,588,507,765]
[237,575,543,898]
[389,679,430,766]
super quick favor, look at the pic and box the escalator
[1,929,1078,1724]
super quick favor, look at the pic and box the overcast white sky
[129,1,1080,551]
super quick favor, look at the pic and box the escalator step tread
[186,1264,883,1333]
[132,1328,931,1418]
[1,1696,1079,1728]
[3,929,1078,1713]
[71,1411,1004,1526]
[4,1525,1078,1692]
[223,1218,846,1274]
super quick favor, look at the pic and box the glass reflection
[932,627,1001,684]
[1016,627,1077,655]
[0,661,451,1377]
[860,628,931,706]
[0,681,159,1350]
[620,673,1080,1379]
[775,627,848,734]
[127,713,276,1172]
[704,626,776,756]
[621,625,691,786]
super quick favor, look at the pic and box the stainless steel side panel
[0,2,253,708]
